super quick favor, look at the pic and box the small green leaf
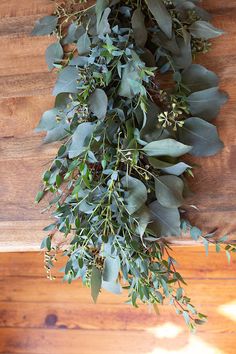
[91,266,102,303]
[190,226,202,241]
[35,191,45,203]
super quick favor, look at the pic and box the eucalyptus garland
[32,0,235,329]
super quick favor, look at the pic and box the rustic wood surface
[1,247,236,353]
[0,0,236,251]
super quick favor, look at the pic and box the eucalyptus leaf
[45,42,63,70]
[77,32,91,55]
[102,280,122,294]
[149,200,181,236]
[189,20,224,40]
[91,266,102,303]
[134,206,151,237]
[145,0,172,39]
[88,89,108,120]
[131,8,148,48]
[53,67,79,96]
[178,117,224,156]
[173,33,192,69]
[31,16,58,36]
[187,87,228,121]
[43,122,69,144]
[103,256,120,282]
[118,62,141,98]
[121,175,147,214]
[155,175,184,208]
[97,7,111,35]
[142,139,192,157]
[148,158,191,176]
[68,122,96,158]
[35,108,59,132]
[181,64,219,93]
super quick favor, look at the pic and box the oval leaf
[121,175,147,214]
[178,117,224,156]
[77,32,91,55]
[142,138,192,157]
[189,20,224,40]
[88,89,108,120]
[187,87,228,121]
[149,200,181,236]
[145,0,172,39]
[31,16,58,36]
[181,64,219,93]
[103,256,120,282]
[131,8,148,48]
[46,42,63,71]
[53,66,79,96]
[68,122,96,158]
[155,175,184,208]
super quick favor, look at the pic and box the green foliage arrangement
[32,0,235,329]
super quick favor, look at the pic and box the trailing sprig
[33,0,231,329]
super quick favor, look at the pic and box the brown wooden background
[1,0,236,251]
[0,1,236,353]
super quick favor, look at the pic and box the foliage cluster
[32,0,234,329]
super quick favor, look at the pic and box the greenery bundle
[32,0,234,329]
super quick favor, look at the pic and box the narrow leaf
[91,266,102,303]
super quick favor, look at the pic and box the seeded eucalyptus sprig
[33,0,231,330]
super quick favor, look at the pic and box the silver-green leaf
[155,175,184,208]
[131,8,147,48]
[181,64,219,93]
[45,42,63,71]
[68,122,96,158]
[91,266,102,303]
[178,117,224,156]
[149,200,181,236]
[53,67,79,96]
[31,16,58,36]
[187,87,228,121]
[142,138,192,157]
[189,20,224,40]
[88,88,108,120]
[77,32,91,55]
[145,0,172,39]
[121,175,147,214]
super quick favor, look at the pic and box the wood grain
[1,248,236,353]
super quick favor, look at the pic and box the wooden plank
[0,327,234,354]
[1,247,235,278]
[0,275,235,306]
